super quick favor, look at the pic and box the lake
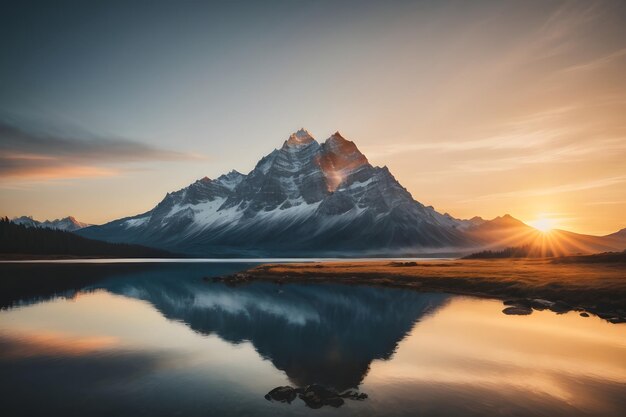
[0,262,624,416]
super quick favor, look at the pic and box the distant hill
[604,228,626,240]
[463,215,626,257]
[0,217,178,258]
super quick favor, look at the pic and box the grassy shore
[213,257,626,322]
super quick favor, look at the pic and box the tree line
[0,217,177,257]
[463,245,555,259]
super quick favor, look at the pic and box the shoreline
[0,254,455,262]
[0,256,450,263]
[211,258,626,323]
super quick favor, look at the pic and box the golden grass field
[223,258,626,322]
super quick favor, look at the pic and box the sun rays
[475,215,605,257]
[530,217,555,233]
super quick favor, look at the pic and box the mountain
[93,270,448,390]
[79,129,478,256]
[78,129,626,257]
[12,215,90,232]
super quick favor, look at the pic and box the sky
[0,0,625,235]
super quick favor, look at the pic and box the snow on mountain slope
[75,130,490,255]
[11,216,40,228]
[12,215,90,231]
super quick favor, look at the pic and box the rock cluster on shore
[503,298,577,316]
[265,384,367,409]
[501,298,625,323]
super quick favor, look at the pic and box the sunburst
[530,217,554,233]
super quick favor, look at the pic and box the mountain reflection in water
[0,262,624,417]
[96,271,447,390]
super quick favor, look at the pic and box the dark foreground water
[0,262,624,417]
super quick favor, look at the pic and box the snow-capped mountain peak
[78,129,475,256]
[215,170,245,191]
[12,215,90,231]
[284,128,316,148]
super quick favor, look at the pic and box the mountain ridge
[12,215,91,232]
[77,129,626,257]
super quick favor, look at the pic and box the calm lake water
[0,262,624,417]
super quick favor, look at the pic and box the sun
[529,217,554,233]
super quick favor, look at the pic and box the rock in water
[299,384,344,409]
[549,301,572,314]
[502,306,533,315]
[264,386,297,403]
[265,384,366,408]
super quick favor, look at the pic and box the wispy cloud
[453,138,626,173]
[463,175,626,203]
[0,121,204,180]
[366,91,626,174]
[363,127,567,158]
[585,200,626,206]
[561,47,626,73]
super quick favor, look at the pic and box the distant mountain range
[12,215,90,232]
[65,129,625,257]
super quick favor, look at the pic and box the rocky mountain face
[12,216,90,232]
[77,129,625,256]
[79,129,481,256]
[7,128,623,257]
